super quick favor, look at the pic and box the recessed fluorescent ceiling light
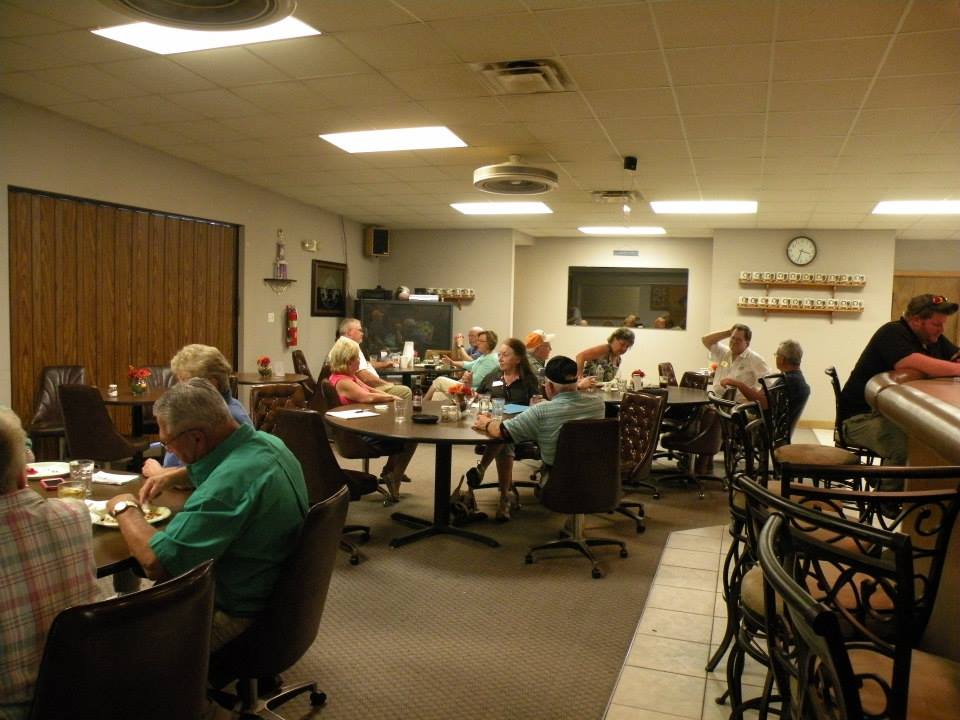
[320,127,466,153]
[578,226,666,235]
[873,200,960,214]
[451,202,552,215]
[91,17,320,55]
[651,200,757,214]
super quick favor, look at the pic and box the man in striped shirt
[472,356,604,484]
[0,409,98,719]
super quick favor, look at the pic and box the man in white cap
[524,330,554,375]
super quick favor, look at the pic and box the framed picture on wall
[311,260,347,317]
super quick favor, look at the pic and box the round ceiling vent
[473,155,559,195]
[102,0,297,30]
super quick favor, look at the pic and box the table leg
[390,443,499,548]
[131,405,145,437]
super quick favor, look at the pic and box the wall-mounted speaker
[363,227,390,257]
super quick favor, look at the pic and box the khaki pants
[381,383,411,400]
[843,412,907,488]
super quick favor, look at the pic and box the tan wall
[0,95,379,407]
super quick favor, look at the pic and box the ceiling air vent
[474,155,559,195]
[101,0,297,30]
[592,191,642,204]
[474,59,572,95]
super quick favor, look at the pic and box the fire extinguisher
[286,304,298,348]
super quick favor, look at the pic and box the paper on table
[327,409,379,419]
[503,403,529,415]
[92,470,137,485]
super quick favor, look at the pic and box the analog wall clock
[786,235,817,266]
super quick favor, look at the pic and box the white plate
[90,505,171,528]
[27,462,71,479]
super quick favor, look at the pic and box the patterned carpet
[259,444,732,720]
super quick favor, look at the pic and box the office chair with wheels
[27,365,85,459]
[208,487,349,718]
[29,561,215,720]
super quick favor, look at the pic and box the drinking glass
[394,400,408,423]
[478,393,492,415]
[57,480,86,501]
[69,458,95,497]
[492,397,505,419]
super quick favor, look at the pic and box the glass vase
[130,378,148,395]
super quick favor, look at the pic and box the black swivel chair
[657,404,725,498]
[27,365,85,459]
[29,561,215,720]
[272,407,380,565]
[526,419,628,578]
[58,384,150,467]
[208,487,349,718]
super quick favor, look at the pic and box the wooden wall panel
[8,188,239,442]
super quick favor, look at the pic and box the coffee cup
[801,273,812,282]
[757,296,768,307]
[762,272,773,282]
[814,273,825,282]
[838,274,849,283]
[814,298,825,308]
[788,272,799,282]
[827,274,837,283]
[775,272,786,281]
[790,297,802,307]
[802,298,813,308]
[751,271,762,281]
[767,297,779,307]
[826,298,836,309]
[738,296,748,305]
[838,299,849,309]
[739,270,750,281]
[747,296,758,306]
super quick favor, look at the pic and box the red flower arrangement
[256,356,271,369]
[447,383,473,397]
[709,361,719,372]
[631,369,645,377]
[127,365,152,381]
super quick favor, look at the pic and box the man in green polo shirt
[106,377,308,650]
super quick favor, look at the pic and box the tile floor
[604,427,833,720]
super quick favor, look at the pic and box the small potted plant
[256,355,273,378]
[127,365,152,395]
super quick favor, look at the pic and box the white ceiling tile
[3,0,128,28]
[762,157,837,173]
[522,120,607,144]
[653,0,776,48]
[774,37,889,81]
[304,72,411,106]
[245,35,372,79]
[342,101,438,128]
[418,97,510,124]
[866,73,960,108]
[583,88,678,119]
[498,92,594,121]
[0,39,74,71]
[14,29,146,64]
[32,64,147,99]
[854,107,955,134]
[561,51,667,91]
[682,114,764,138]
[49,100,128,127]
[769,79,871,111]
[695,157,762,173]
[163,89,264,119]
[0,3,72,35]
[901,1,960,32]
[666,44,771,86]
[603,115,686,142]
[776,0,908,41]
[689,138,763,157]
[231,82,335,112]
[101,94,205,122]
[426,13,555,63]
[536,4,658,54]
[335,23,460,71]
[384,64,489,100]
[881,30,960,76]
[0,71,87,104]
[110,124,191,147]
[454,123,540,145]
[675,84,767,115]
[765,110,857,136]
[171,47,290,86]
[98,57,215,94]
[292,1,415,32]
[764,136,845,157]
[395,1,524,21]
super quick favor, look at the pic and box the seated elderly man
[336,318,411,399]
[0,409,99,719]
[524,329,554,376]
[140,343,252,499]
[702,324,770,402]
[472,356,604,487]
[109,378,308,651]
[719,339,810,436]
[454,326,485,361]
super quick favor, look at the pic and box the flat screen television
[354,299,454,359]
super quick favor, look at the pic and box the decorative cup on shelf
[827,274,837,283]
[788,272,799,282]
[855,274,866,283]
[850,299,862,309]
[738,296,748,305]
[757,296,768,307]
[791,297,802,308]
[826,298,837,309]
[775,272,786,281]
[747,296,759,306]
[751,271,763,281]
[739,271,750,281]
[767,297,780,307]
[814,273,825,282]
[838,274,849,283]
[762,272,774,281]
[801,272,812,282]
[814,298,826,309]
[802,298,813,308]
[838,299,849,309]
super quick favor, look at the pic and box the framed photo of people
[311,260,347,317]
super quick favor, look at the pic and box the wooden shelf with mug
[737,298,864,323]
[427,287,475,309]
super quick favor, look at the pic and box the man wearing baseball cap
[472,356,604,485]
[839,293,960,466]
[524,329,555,374]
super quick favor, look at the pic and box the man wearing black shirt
[839,294,960,464]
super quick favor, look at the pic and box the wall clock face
[786,236,817,266]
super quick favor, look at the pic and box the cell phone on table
[40,477,64,491]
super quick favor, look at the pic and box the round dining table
[100,386,166,436]
[600,385,710,411]
[234,372,309,385]
[381,364,463,389]
[324,400,501,549]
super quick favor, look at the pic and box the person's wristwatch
[110,500,141,519]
